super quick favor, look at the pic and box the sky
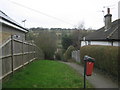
[0,0,119,29]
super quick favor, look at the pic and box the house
[0,10,28,42]
[80,8,120,47]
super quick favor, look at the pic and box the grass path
[3,60,93,88]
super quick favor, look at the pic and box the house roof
[83,19,120,41]
[0,10,28,32]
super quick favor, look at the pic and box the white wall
[113,41,120,46]
[81,41,120,47]
[81,41,88,47]
[91,41,112,46]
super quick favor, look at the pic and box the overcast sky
[0,0,119,29]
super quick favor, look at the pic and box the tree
[27,29,57,60]
[61,34,72,50]
[77,21,85,30]
[71,29,94,49]
[36,31,57,59]
[71,30,80,49]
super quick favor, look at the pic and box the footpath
[62,62,118,88]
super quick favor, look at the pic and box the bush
[55,49,64,60]
[64,45,76,61]
[80,45,119,77]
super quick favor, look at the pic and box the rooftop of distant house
[81,8,120,41]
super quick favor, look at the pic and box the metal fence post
[84,60,87,89]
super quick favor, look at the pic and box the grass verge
[3,60,93,88]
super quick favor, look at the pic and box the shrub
[80,45,119,77]
[55,49,64,60]
[64,45,76,61]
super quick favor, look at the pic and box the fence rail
[0,36,39,79]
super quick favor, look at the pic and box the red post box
[83,55,95,88]
[84,55,95,76]
[86,61,94,76]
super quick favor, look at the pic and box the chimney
[104,8,112,30]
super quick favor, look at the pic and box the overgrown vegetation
[61,30,94,50]
[80,45,119,78]
[60,30,94,61]
[3,60,93,88]
[27,30,57,60]
[61,34,72,50]
[27,27,94,61]
[63,45,76,61]
[55,49,64,60]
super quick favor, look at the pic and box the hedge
[80,45,119,77]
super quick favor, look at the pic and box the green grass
[3,60,93,88]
